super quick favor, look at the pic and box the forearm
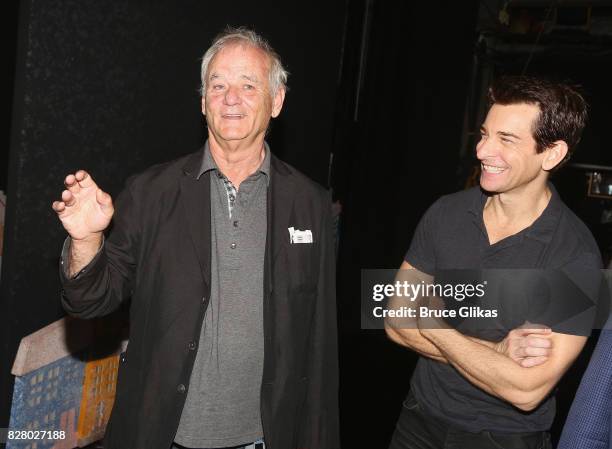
[385,326,501,363]
[61,240,132,319]
[60,179,138,319]
[423,329,548,409]
[385,325,447,363]
[385,305,500,364]
[67,233,103,277]
[384,263,515,365]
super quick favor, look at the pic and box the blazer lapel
[270,156,295,258]
[179,150,211,291]
[264,155,295,295]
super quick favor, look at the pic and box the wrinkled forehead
[207,42,271,82]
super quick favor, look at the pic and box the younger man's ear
[542,141,569,171]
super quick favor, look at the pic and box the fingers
[64,173,80,194]
[513,335,552,359]
[511,336,552,359]
[75,170,95,188]
[522,336,552,349]
[51,200,65,213]
[64,170,95,188]
[520,356,548,368]
[61,190,75,207]
[517,346,550,358]
[56,170,96,214]
[514,326,552,337]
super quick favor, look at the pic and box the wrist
[418,326,434,340]
[71,232,103,246]
[494,340,506,355]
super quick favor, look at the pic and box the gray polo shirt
[174,142,269,448]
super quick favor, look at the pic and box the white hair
[200,26,289,98]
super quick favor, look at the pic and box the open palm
[52,170,114,241]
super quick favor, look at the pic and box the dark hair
[487,76,588,163]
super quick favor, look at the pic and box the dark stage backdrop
[332,1,480,447]
[1,1,20,191]
[0,0,345,428]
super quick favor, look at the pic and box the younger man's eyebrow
[498,131,521,140]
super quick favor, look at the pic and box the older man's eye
[212,84,224,90]
[243,84,255,90]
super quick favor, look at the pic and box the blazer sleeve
[557,324,612,449]
[297,190,340,449]
[60,177,140,318]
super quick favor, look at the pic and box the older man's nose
[224,85,241,105]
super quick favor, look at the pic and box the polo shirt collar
[525,183,562,244]
[467,182,563,244]
[196,140,271,185]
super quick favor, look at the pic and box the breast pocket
[284,242,318,294]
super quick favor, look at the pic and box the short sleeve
[404,199,442,275]
[551,251,605,336]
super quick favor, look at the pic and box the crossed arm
[385,261,587,411]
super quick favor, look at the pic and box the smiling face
[202,43,284,148]
[476,103,550,194]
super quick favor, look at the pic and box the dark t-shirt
[404,184,602,433]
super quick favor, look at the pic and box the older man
[53,27,339,449]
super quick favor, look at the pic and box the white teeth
[482,164,506,174]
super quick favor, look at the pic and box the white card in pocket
[288,227,313,244]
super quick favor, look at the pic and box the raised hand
[52,170,114,241]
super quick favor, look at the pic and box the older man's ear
[271,87,286,118]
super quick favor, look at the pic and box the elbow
[61,290,118,319]
[61,291,88,317]
[384,322,400,344]
[61,299,97,319]
[502,387,549,412]
[493,365,554,412]
[512,398,541,412]
[384,321,416,348]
